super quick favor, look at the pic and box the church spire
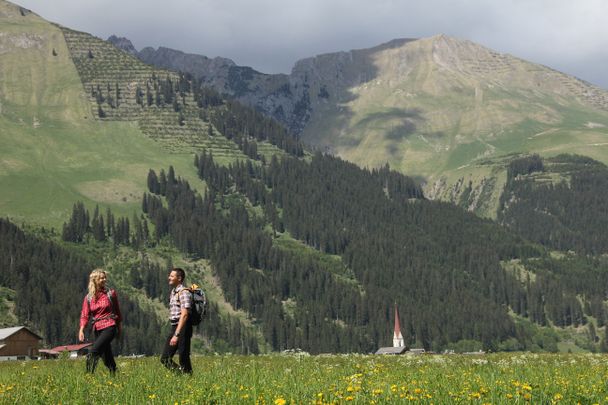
[393,303,404,347]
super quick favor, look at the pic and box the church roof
[394,304,402,335]
[375,346,408,355]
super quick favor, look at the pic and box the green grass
[274,232,359,286]
[0,8,240,229]
[1,353,607,403]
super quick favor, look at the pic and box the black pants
[160,322,193,374]
[87,325,117,374]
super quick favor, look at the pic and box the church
[375,304,414,355]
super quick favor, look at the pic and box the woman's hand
[78,328,85,342]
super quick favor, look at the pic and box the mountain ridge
[109,33,608,217]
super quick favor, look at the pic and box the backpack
[176,284,208,326]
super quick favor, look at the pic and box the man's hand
[170,335,179,346]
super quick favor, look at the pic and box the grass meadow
[1,353,607,404]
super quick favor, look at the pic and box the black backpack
[177,284,208,325]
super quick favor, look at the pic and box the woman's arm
[78,295,89,342]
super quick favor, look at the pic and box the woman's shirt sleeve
[79,295,90,329]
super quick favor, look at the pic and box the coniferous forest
[499,154,608,255]
[140,147,608,352]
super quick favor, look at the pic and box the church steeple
[393,303,404,347]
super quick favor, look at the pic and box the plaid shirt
[169,284,192,324]
[80,289,122,331]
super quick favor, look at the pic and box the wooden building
[0,326,43,360]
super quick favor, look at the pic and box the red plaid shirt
[80,289,122,331]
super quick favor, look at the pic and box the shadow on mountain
[287,38,422,148]
[352,108,423,143]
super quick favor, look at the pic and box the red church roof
[394,304,402,335]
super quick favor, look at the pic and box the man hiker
[160,267,193,374]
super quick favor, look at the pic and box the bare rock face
[0,0,35,19]
[107,35,137,56]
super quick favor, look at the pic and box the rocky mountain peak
[107,35,137,55]
[0,0,36,18]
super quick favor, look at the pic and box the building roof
[50,343,92,352]
[38,349,60,355]
[394,304,402,336]
[0,326,43,341]
[375,346,408,355]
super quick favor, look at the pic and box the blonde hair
[88,269,107,298]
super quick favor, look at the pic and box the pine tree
[135,85,143,106]
[600,328,608,353]
[106,207,115,237]
[147,169,160,194]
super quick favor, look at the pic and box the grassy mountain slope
[0,3,178,227]
[122,35,608,217]
[0,0,251,228]
[297,35,608,215]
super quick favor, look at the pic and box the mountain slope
[116,35,608,217]
[0,1,204,227]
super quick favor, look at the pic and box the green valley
[1,0,608,356]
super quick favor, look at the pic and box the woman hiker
[78,269,122,374]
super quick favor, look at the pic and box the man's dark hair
[171,267,186,283]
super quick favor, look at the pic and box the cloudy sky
[18,0,608,89]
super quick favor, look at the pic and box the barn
[0,326,43,360]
